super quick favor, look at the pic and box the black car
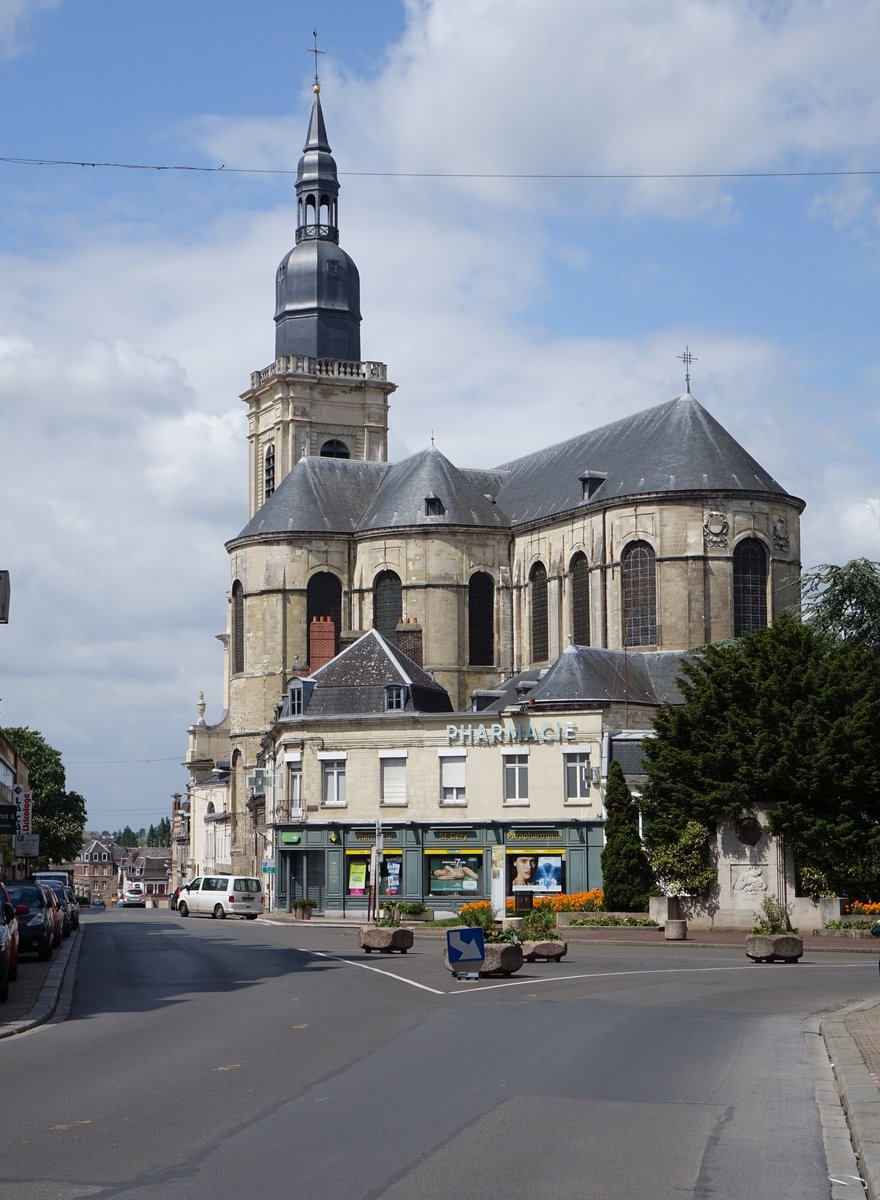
[62,885,80,931]
[5,882,54,960]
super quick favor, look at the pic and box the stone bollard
[665,919,687,941]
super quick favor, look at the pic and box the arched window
[264,444,275,500]
[232,580,245,674]
[373,571,402,644]
[733,538,768,636]
[320,438,350,459]
[468,572,494,666]
[570,552,590,645]
[530,561,549,662]
[307,572,342,655]
[622,541,657,647]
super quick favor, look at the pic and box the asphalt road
[2,910,877,1200]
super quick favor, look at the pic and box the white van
[177,876,262,920]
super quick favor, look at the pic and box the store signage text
[446,721,578,747]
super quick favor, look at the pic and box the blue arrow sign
[447,926,485,964]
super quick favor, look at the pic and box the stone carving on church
[703,511,729,548]
[773,515,790,552]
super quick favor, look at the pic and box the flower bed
[846,901,880,916]
[503,889,604,914]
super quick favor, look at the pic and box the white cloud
[0,0,58,60]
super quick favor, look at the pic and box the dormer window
[425,494,444,517]
[289,684,304,715]
[579,471,607,502]
[385,685,407,711]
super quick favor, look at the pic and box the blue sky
[1,0,879,832]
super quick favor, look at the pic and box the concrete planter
[359,926,414,954]
[444,941,524,977]
[745,933,803,963]
[522,939,567,963]
[294,905,313,920]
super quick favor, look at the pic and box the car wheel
[246,914,258,920]
[178,901,189,917]
[213,904,225,919]
[0,967,9,1004]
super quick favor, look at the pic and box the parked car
[36,878,74,938]
[0,882,19,985]
[90,897,106,910]
[42,886,63,947]
[177,876,263,920]
[0,883,19,1002]
[5,882,55,960]
[62,885,80,931]
[119,889,146,907]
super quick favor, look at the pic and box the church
[182,77,804,908]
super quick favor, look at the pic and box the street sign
[0,805,15,835]
[262,862,276,874]
[446,926,485,964]
[14,833,39,856]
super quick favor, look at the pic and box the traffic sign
[446,926,485,964]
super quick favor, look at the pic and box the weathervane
[307,29,325,91]
[678,345,697,393]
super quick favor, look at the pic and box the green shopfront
[273,820,604,915]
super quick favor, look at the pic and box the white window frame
[564,749,591,803]
[502,749,529,805]
[321,757,347,807]
[438,751,467,805]
[379,751,408,806]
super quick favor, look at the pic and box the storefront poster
[381,858,401,896]
[428,855,481,894]
[348,861,367,895]
[508,853,564,894]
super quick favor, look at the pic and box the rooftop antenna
[307,28,325,92]
[678,346,697,394]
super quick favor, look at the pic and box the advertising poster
[428,855,481,895]
[508,853,564,895]
[348,860,367,895]
[381,858,402,896]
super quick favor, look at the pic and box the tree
[3,727,87,863]
[641,613,880,899]
[118,825,139,847]
[600,761,654,912]
[155,816,170,845]
[801,558,880,647]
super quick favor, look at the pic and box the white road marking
[307,950,448,994]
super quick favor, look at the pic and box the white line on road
[307,950,448,994]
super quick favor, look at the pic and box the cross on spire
[678,345,697,393]
[307,29,325,90]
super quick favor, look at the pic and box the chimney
[396,617,423,666]
[309,615,337,671]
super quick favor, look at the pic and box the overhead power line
[1,154,879,181]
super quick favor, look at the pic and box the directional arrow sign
[447,926,485,964]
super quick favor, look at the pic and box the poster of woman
[428,856,481,894]
[508,854,563,894]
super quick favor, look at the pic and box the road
[2,909,876,1200]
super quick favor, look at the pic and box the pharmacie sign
[445,720,578,747]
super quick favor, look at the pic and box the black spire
[274,81,362,361]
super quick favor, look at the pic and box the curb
[821,998,880,1199]
[0,927,83,1039]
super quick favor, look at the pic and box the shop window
[622,541,657,647]
[564,752,591,802]
[503,753,529,804]
[427,853,482,897]
[733,538,768,636]
[381,857,402,898]
[347,857,369,896]
[439,755,466,805]
[322,758,347,806]
[380,756,407,806]
[507,852,565,897]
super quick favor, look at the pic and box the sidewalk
[5,917,880,1196]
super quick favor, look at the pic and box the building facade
[184,79,804,892]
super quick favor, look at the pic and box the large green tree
[800,558,880,648]
[641,613,880,900]
[600,761,654,912]
[4,727,87,863]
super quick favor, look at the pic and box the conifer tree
[600,761,654,912]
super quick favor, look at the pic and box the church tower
[240,79,396,520]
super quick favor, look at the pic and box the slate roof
[231,392,799,543]
[292,629,453,716]
[479,644,691,710]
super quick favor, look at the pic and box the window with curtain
[622,541,657,646]
[530,562,548,662]
[733,538,768,636]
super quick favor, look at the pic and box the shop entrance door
[305,851,325,911]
